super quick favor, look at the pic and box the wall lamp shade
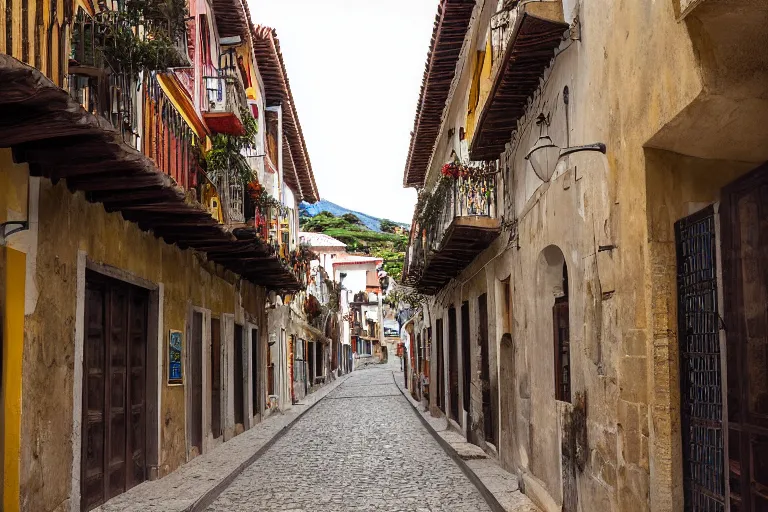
[526,136,607,182]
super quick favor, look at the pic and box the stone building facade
[402,1,768,511]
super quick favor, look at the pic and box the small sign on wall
[168,330,183,385]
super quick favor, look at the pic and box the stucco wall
[410,0,768,510]
[14,175,268,512]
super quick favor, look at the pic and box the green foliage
[379,219,398,233]
[98,0,189,75]
[385,287,425,310]
[300,212,408,282]
[417,177,453,229]
[341,213,362,225]
[370,247,404,282]
[203,108,259,187]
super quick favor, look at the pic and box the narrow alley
[206,365,491,512]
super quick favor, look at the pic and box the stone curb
[392,371,507,512]
[190,372,352,511]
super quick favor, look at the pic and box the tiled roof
[333,255,383,267]
[251,25,319,203]
[403,0,477,188]
[299,231,347,248]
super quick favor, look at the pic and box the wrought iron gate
[675,205,726,511]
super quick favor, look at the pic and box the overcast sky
[248,0,437,224]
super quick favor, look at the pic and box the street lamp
[525,114,606,182]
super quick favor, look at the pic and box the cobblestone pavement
[206,365,491,512]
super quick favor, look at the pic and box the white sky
[248,0,438,224]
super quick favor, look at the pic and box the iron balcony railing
[204,48,247,120]
[405,166,497,283]
[211,172,246,223]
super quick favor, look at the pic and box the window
[554,263,571,403]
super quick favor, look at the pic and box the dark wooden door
[436,318,445,412]
[189,312,203,455]
[81,272,148,511]
[210,318,222,438]
[461,302,471,421]
[251,327,259,416]
[479,293,494,444]
[722,164,768,512]
[553,301,571,403]
[448,307,459,422]
[234,324,244,426]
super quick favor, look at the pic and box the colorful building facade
[0,0,320,510]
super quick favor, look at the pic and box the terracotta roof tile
[403,0,477,188]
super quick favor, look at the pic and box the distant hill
[299,199,407,233]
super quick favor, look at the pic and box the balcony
[203,48,248,136]
[404,165,501,294]
[469,0,568,160]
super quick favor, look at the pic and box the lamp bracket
[559,143,606,158]
[0,220,29,244]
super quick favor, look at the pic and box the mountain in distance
[299,199,408,233]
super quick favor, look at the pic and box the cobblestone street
[206,365,491,511]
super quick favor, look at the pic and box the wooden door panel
[82,283,106,510]
[189,312,203,453]
[107,287,128,498]
[722,163,768,512]
[127,291,147,488]
[81,274,148,511]
[234,325,244,426]
[210,318,222,438]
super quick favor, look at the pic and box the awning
[469,11,568,160]
[0,55,302,292]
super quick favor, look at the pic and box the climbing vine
[203,108,260,187]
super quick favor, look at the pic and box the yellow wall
[14,175,267,511]
[0,148,28,512]
[2,248,25,512]
[466,37,492,144]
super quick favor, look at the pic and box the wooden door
[436,318,445,412]
[553,301,571,403]
[722,164,768,512]
[251,327,259,416]
[233,324,244,427]
[448,307,459,422]
[81,272,148,511]
[461,302,471,422]
[210,318,222,438]
[188,312,203,455]
[479,293,495,444]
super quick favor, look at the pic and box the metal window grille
[675,205,725,512]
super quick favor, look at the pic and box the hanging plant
[96,0,189,76]
[203,107,259,188]
[418,176,452,229]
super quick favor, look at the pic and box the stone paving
[206,364,491,511]
[95,372,352,512]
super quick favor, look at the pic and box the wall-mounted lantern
[525,113,606,182]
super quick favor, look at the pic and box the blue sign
[168,330,183,384]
